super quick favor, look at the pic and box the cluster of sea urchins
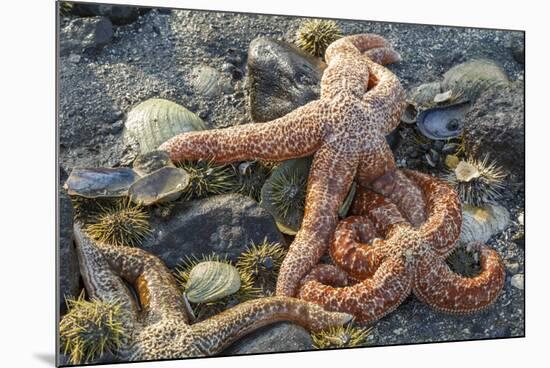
[443,154,506,206]
[295,19,342,58]
[59,292,126,365]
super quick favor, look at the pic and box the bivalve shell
[132,150,175,177]
[459,204,510,245]
[124,98,206,154]
[185,261,241,304]
[64,167,139,198]
[416,102,470,140]
[128,167,190,206]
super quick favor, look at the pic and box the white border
[2,0,548,367]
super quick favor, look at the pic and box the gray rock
[58,189,79,315]
[222,322,313,355]
[72,4,140,25]
[510,33,525,64]
[462,82,524,178]
[247,37,326,122]
[141,194,286,269]
[60,16,113,56]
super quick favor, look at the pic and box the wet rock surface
[463,82,525,178]
[58,189,79,315]
[60,16,113,56]
[140,193,286,269]
[223,322,313,355]
[59,5,524,348]
[247,37,326,122]
[71,4,142,25]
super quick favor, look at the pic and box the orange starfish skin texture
[298,171,505,323]
[159,34,406,297]
[73,223,352,361]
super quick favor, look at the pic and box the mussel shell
[185,261,241,304]
[132,150,175,177]
[64,167,139,198]
[459,204,510,245]
[128,167,190,206]
[124,98,206,154]
[416,102,470,140]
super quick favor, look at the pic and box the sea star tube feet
[158,34,406,298]
[73,223,352,361]
[298,171,505,323]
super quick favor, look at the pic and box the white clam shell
[185,261,241,304]
[459,204,510,245]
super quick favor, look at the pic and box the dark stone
[222,322,313,355]
[247,37,326,122]
[510,33,525,64]
[58,189,79,315]
[72,4,140,25]
[463,82,524,178]
[140,194,286,269]
[60,16,113,56]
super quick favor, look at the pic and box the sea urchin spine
[295,19,343,58]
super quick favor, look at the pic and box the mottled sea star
[160,34,417,297]
[72,223,351,361]
[298,170,505,323]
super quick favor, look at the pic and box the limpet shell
[185,261,241,304]
[459,204,510,245]
[64,167,139,198]
[132,150,175,177]
[124,98,206,154]
[128,167,190,206]
[416,102,470,140]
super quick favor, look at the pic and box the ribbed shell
[128,167,190,206]
[459,204,510,245]
[64,167,139,198]
[185,261,241,304]
[124,98,206,154]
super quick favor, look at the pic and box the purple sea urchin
[295,19,342,58]
[59,292,126,365]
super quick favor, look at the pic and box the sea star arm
[413,244,505,314]
[276,145,360,297]
[404,170,462,257]
[73,223,140,332]
[74,223,191,325]
[362,59,406,134]
[158,100,327,163]
[299,257,413,323]
[330,215,387,280]
[190,296,352,355]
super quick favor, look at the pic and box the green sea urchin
[236,240,288,292]
[176,159,238,200]
[295,19,342,58]
[174,254,263,321]
[236,161,273,202]
[85,200,151,247]
[59,292,126,365]
[311,324,373,349]
[443,154,506,206]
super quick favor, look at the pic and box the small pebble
[510,274,524,290]
[505,261,520,274]
[68,53,81,63]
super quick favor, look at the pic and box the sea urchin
[85,200,151,247]
[176,159,238,200]
[59,292,126,365]
[443,154,506,206]
[311,324,373,349]
[295,19,342,58]
[236,240,288,292]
